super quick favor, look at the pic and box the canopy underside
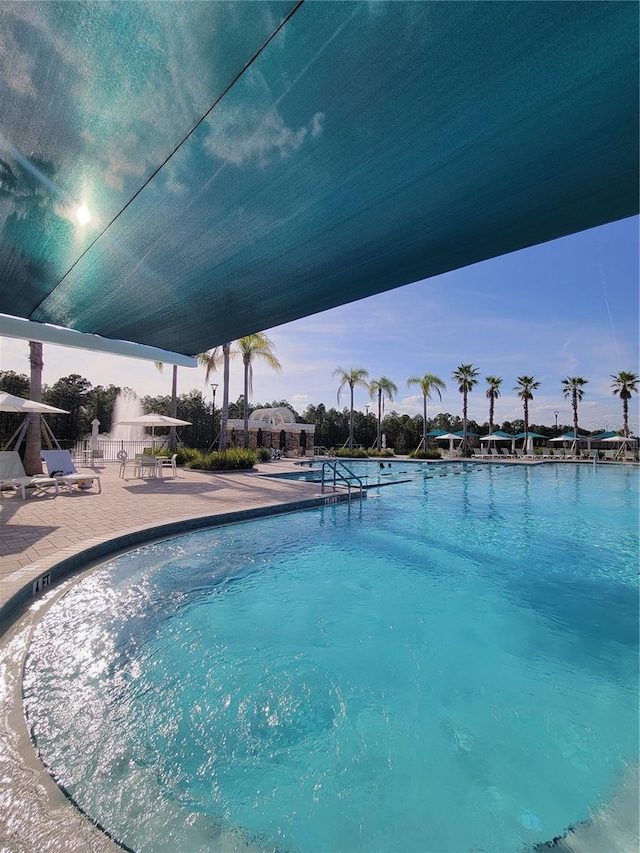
[0,1,637,357]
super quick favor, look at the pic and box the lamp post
[554,410,559,437]
[211,383,218,448]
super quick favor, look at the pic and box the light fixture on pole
[211,383,219,447]
[554,410,559,437]
[365,404,369,417]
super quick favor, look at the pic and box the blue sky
[1,215,638,433]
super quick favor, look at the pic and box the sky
[1,215,638,434]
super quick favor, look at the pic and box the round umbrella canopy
[117,413,192,449]
[601,434,636,444]
[434,432,462,452]
[549,433,582,443]
[0,391,69,414]
[480,431,513,443]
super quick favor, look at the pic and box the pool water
[23,463,639,852]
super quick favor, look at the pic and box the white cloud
[204,103,324,168]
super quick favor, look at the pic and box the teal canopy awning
[0,1,637,357]
[513,431,546,440]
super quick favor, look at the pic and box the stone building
[226,407,315,457]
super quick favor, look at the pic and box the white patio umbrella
[601,434,637,457]
[90,418,100,450]
[0,392,69,452]
[0,391,69,413]
[435,432,463,453]
[117,413,191,451]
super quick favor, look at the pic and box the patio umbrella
[549,432,582,444]
[0,392,69,452]
[0,391,69,413]
[90,418,100,451]
[118,413,191,451]
[601,434,636,443]
[480,431,514,443]
[480,430,516,453]
[513,431,546,454]
[435,432,462,452]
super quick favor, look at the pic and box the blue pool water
[23,463,638,852]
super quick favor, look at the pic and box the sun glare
[76,204,91,225]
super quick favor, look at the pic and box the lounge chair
[499,448,512,458]
[0,451,59,499]
[42,450,102,494]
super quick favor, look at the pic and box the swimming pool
[23,463,639,852]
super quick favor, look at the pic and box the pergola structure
[0,2,637,363]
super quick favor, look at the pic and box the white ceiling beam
[0,315,197,367]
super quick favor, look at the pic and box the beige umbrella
[0,391,69,413]
[435,432,463,453]
[118,413,191,451]
[0,392,69,452]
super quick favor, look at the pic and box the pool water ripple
[22,463,638,852]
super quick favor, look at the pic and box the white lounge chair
[42,450,102,494]
[0,450,59,499]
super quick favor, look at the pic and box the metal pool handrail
[321,460,364,503]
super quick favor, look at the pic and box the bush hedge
[185,448,257,470]
[409,449,442,459]
[334,447,368,458]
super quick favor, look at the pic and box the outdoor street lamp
[554,410,559,437]
[211,383,219,447]
[365,405,369,417]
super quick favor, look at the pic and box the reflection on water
[5,464,639,852]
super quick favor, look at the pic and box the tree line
[2,331,637,464]
[2,363,637,455]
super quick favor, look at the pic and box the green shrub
[335,447,368,458]
[409,449,442,460]
[366,448,394,457]
[186,448,257,470]
[176,447,200,466]
[255,446,271,462]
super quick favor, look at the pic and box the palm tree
[237,333,281,448]
[407,373,447,450]
[154,362,179,451]
[562,376,588,447]
[334,367,369,450]
[485,376,502,434]
[452,364,479,454]
[514,376,540,442]
[610,370,639,437]
[198,345,233,451]
[23,341,44,474]
[369,377,398,451]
